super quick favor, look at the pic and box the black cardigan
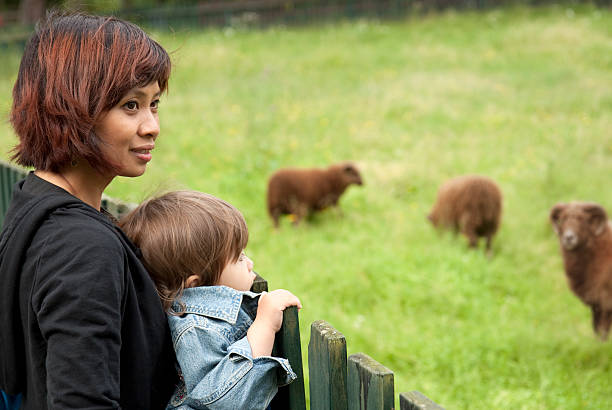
[0,173,177,409]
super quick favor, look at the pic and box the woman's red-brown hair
[10,11,171,173]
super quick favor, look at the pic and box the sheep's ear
[343,164,356,173]
[550,203,565,233]
[585,204,608,236]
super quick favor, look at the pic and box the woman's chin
[120,165,148,178]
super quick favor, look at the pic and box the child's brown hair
[119,190,248,311]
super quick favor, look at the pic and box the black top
[0,173,178,409]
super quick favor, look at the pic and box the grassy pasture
[1,3,611,408]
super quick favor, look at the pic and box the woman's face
[94,81,161,178]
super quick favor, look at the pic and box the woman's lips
[131,148,153,162]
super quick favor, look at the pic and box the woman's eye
[124,101,138,110]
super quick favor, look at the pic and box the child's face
[217,251,255,291]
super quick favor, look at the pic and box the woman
[0,12,178,409]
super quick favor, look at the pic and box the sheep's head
[427,212,439,227]
[550,202,608,251]
[336,162,364,187]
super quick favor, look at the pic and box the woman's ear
[184,275,201,289]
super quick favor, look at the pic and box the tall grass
[1,3,611,408]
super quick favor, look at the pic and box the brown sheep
[427,175,502,253]
[266,162,363,227]
[550,202,612,341]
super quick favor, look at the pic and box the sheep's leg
[466,233,478,248]
[601,310,612,341]
[292,204,308,226]
[459,213,478,248]
[462,226,479,248]
[287,197,302,226]
[485,235,492,251]
[485,235,494,258]
[594,307,612,341]
[270,209,281,229]
[333,204,344,218]
[591,305,605,340]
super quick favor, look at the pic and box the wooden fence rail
[400,391,445,410]
[0,161,444,410]
[0,161,135,226]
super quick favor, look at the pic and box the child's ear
[184,275,201,289]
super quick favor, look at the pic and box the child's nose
[247,257,254,271]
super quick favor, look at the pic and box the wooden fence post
[399,391,444,410]
[250,272,268,293]
[101,195,135,220]
[271,306,307,410]
[251,274,306,409]
[308,320,348,410]
[0,161,27,226]
[347,353,394,410]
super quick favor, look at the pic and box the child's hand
[247,289,301,358]
[255,289,302,333]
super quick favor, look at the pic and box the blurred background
[1,1,612,409]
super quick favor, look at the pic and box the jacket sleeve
[175,323,296,410]
[30,219,125,409]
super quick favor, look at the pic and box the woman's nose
[139,110,160,139]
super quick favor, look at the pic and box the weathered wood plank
[101,194,136,220]
[0,162,27,226]
[250,272,268,293]
[308,320,348,410]
[347,353,394,410]
[271,306,307,410]
[251,274,305,409]
[399,391,444,410]
[0,166,9,222]
[101,197,118,219]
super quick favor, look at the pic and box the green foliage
[1,3,611,408]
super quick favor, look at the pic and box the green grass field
[1,3,611,408]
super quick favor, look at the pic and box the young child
[119,190,302,410]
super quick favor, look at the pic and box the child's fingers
[290,295,302,310]
[267,289,302,309]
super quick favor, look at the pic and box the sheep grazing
[266,162,363,227]
[427,175,502,253]
[550,202,612,341]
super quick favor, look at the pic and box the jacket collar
[173,286,259,325]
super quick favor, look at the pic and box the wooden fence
[0,161,135,227]
[3,1,611,50]
[0,161,443,409]
[100,0,612,30]
[5,0,603,40]
[254,275,444,410]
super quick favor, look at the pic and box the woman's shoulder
[46,205,118,239]
[44,204,123,246]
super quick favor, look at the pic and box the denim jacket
[166,286,296,410]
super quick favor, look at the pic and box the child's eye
[151,99,160,110]
[238,252,247,262]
